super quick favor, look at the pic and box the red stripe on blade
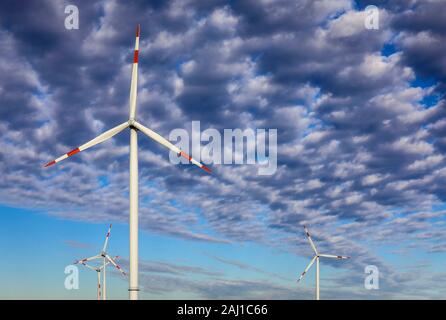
[136,24,141,37]
[44,160,56,167]
[180,151,192,161]
[67,148,80,157]
[201,165,211,173]
[133,50,139,63]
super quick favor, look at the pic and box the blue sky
[0,0,446,299]
[0,204,321,299]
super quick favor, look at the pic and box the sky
[0,0,445,299]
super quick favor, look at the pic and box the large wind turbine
[74,224,125,300]
[44,25,211,300]
[296,225,350,300]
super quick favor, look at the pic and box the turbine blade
[133,121,211,173]
[303,225,318,254]
[44,122,129,167]
[319,254,350,259]
[80,262,97,272]
[74,255,100,264]
[101,256,119,269]
[105,254,126,276]
[297,256,317,283]
[129,24,140,119]
[102,224,112,252]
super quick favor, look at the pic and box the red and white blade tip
[201,165,211,173]
[74,258,87,264]
[116,264,126,275]
[179,151,212,174]
[43,147,80,168]
[136,24,141,37]
[44,160,56,167]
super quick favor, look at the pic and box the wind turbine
[296,225,350,300]
[44,24,211,300]
[74,224,126,300]
[76,255,118,300]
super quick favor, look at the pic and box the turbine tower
[44,24,211,300]
[296,225,350,300]
[74,224,125,300]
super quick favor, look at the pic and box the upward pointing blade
[102,224,112,252]
[297,255,317,283]
[129,24,140,119]
[303,225,318,254]
[133,121,211,173]
[44,122,129,167]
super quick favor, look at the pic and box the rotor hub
[128,118,136,128]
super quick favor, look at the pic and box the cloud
[120,258,224,277]
[64,240,92,249]
[208,255,291,282]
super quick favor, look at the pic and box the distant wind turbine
[44,24,211,300]
[77,256,118,300]
[296,225,350,300]
[74,224,125,300]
